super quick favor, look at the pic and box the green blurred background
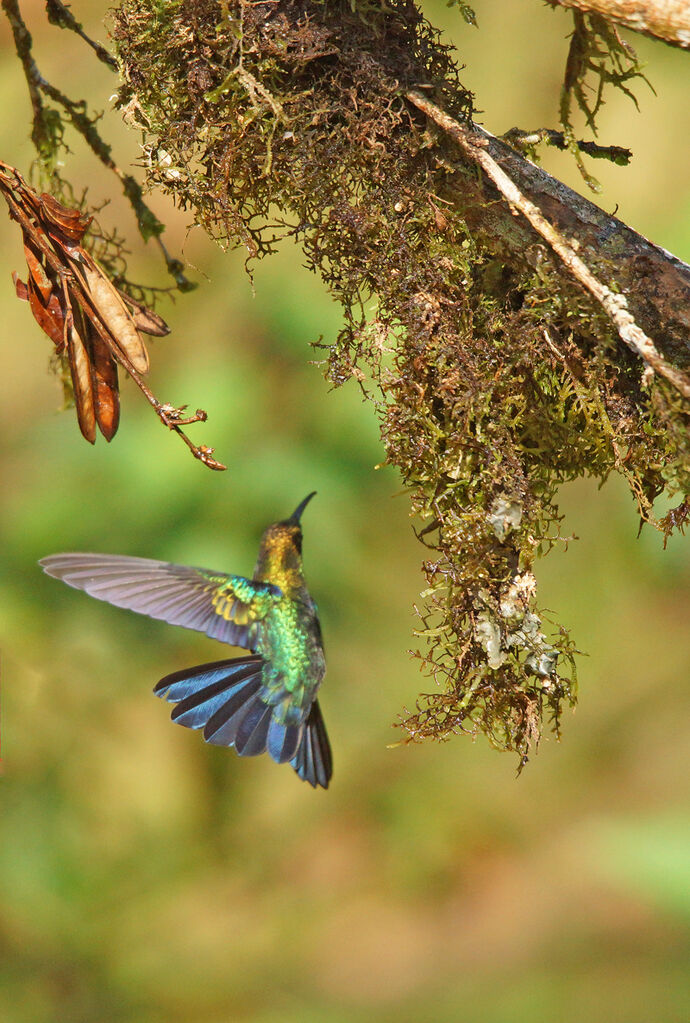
[1,2,689,1020]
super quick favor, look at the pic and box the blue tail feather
[234,702,273,757]
[171,676,259,730]
[204,685,265,748]
[291,700,332,789]
[155,656,259,703]
[267,718,302,764]
[153,655,331,786]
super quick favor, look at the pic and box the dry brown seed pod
[76,257,150,374]
[87,325,120,441]
[13,273,29,301]
[39,193,92,242]
[120,291,170,337]
[23,274,66,351]
[22,239,53,302]
[66,310,97,444]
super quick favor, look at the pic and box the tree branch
[406,89,690,398]
[550,0,690,49]
[469,120,690,371]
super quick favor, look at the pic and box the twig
[45,0,118,70]
[2,0,50,153]
[129,388,227,472]
[406,89,690,400]
[2,0,193,290]
[501,126,631,164]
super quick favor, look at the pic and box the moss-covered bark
[111,0,690,764]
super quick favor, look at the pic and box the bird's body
[248,517,326,725]
[40,493,332,787]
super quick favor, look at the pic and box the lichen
[111,0,689,765]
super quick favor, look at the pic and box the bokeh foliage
[110,0,690,762]
[0,2,689,1021]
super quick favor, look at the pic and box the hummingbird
[39,492,332,788]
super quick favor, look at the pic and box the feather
[266,717,302,764]
[153,653,318,774]
[291,700,332,789]
[204,684,266,749]
[39,553,281,648]
[155,656,260,702]
[154,655,265,740]
[234,702,273,757]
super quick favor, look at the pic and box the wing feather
[40,553,281,649]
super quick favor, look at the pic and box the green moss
[112,0,689,764]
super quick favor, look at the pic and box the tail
[154,656,332,788]
[291,700,333,789]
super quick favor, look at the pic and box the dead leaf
[0,160,224,469]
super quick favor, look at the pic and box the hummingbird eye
[292,529,303,554]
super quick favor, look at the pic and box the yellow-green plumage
[39,492,332,788]
[252,518,326,722]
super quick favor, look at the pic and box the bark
[470,124,690,370]
[552,0,690,49]
[407,90,690,389]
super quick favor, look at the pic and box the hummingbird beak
[288,491,317,525]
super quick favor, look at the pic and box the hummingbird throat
[254,525,305,596]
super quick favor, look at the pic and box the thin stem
[2,0,49,152]
[45,0,118,70]
[2,0,194,290]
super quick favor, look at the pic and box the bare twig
[45,0,118,70]
[501,126,631,165]
[128,387,227,472]
[2,0,50,153]
[406,89,690,400]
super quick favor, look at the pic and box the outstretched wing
[39,553,282,649]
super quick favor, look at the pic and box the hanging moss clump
[112,0,690,765]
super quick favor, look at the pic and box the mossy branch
[406,89,690,399]
[105,0,690,761]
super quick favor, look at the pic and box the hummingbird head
[254,492,316,591]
